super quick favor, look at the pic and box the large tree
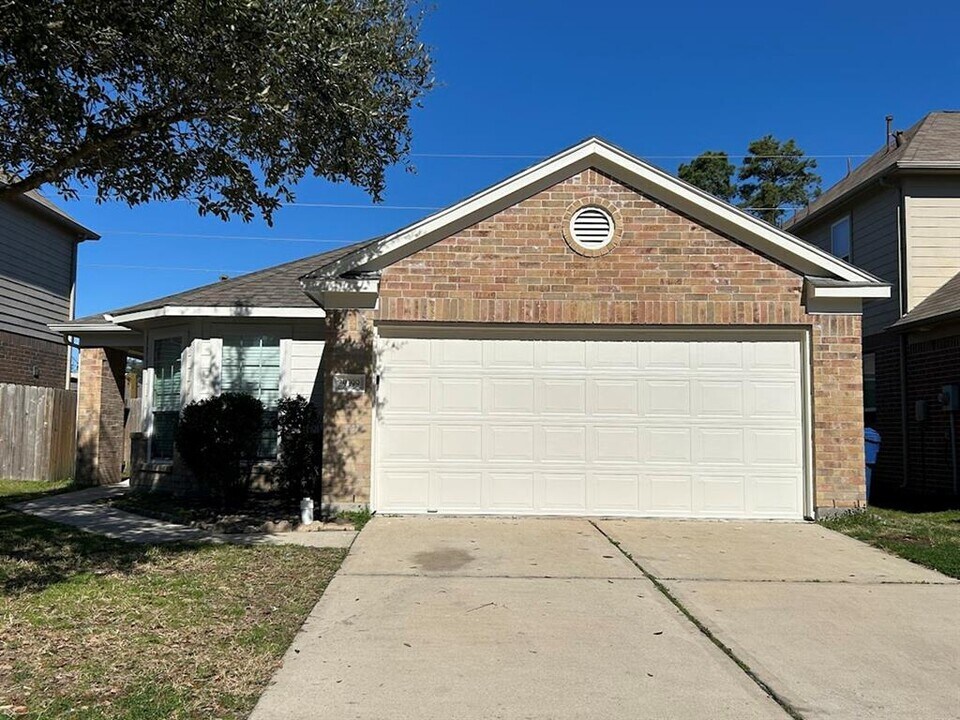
[736,135,821,226]
[677,151,736,202]
[0,0,432,222]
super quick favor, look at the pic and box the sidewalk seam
[588,520,804,720]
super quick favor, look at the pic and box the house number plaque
[332,373,366,395]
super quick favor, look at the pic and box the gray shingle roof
[73,239,376,323]
[785,111,960,231]
[893,270,960,329]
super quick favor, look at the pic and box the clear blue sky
[60,0,960,318]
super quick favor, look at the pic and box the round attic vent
[569,206,614,250]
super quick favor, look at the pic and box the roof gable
[305,137,885,293]
[786,111,960,231]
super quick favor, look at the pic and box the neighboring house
[785,111,960,502]
[57,137,889,519]
[0,189,99,388]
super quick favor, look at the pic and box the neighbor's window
[221,335,281,457]
[831,216,851,261]
[863,353,877,413]
[151,336,183,460]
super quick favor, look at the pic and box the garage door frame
[370,323,815,520]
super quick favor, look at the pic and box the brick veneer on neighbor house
[321,168,865,513]
[0,329,68,389]
[76,347,126,485]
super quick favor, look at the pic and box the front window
[831,216,851,261]
[863,353,877,413]
[151,336,182,460]
[221,335,281,457]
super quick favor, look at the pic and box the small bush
[272,395,322,504]
[175,393,264,507]
[339,506,373,530]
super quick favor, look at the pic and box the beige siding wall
[903,177,960,311]
[790,186,900,336]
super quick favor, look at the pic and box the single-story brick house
[57,138,890,518]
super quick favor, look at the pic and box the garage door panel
[538,378,586,414]
[486,377,536,414]
[648,474,694,513]
[593,426,640,462]
[541,426,587,462]
[645,342,691,369]
[697,474,747,513]
[588,341,639,369]
[540,472,587,511]
[488,425,535,461]
[435,339,483,368]
[540,341,587,369]
[435,377,483,415]
[591,379,640,415]
[642,380,691,416]
[435,425,482,462]
[751,475,802,514]
[644,427,692,464]
[379,377,431,415]
[484,341,535,368]
[376,335,805,518]
[437,471,483,510]
[747,428,802,465]
[591,473,641,512]
[379,470,430,512]
[748,381,802,418]
[380,424,431,461]
[696,380,744,416]
[697,428,745,464]
[487,472,535,510]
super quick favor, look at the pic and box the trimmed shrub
[272,395,322,504]
[174,393,264,507]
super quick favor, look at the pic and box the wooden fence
[0,383,77,481]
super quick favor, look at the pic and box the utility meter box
[940,384,960,412]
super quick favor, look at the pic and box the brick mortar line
[588,519,805,720]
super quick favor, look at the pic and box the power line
[85,262,251,273]
[412,152,872,160]
[100,230,352,243]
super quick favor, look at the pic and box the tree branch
[0,105,201,198]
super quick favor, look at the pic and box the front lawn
[821,507,960,579]
[0,480,345,719]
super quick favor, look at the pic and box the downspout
[66,236,79,389]
[895,179,910,488]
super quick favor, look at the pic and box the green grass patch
[821,507,960,579]
[0,478,78,504]
[0,480,345,718]
[338,505,373,530]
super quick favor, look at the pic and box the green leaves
[0,0,433,223]
[678,137,822,227]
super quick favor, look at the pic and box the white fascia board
[299,277,380,310]
[804,281,892,299]
[316,138,885,287]
[109,305,326,323]
[48,322,138,333]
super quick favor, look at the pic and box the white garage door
[374,333,806,519]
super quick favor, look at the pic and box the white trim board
[305,137,889,299]
[108,305,326,323]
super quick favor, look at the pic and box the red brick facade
[76,347,127,485]
[327,169,866,514]
[0,330,68,389]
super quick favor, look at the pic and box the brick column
[76,347,126,485]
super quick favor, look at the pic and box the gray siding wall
[0,200,77,343]
[792,186,901,337]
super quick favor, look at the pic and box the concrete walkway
[12,483,356,548]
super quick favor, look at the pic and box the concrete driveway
[250,517,959,720]
[596,520,960,720]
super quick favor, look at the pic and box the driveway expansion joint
[588,519,804,720]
